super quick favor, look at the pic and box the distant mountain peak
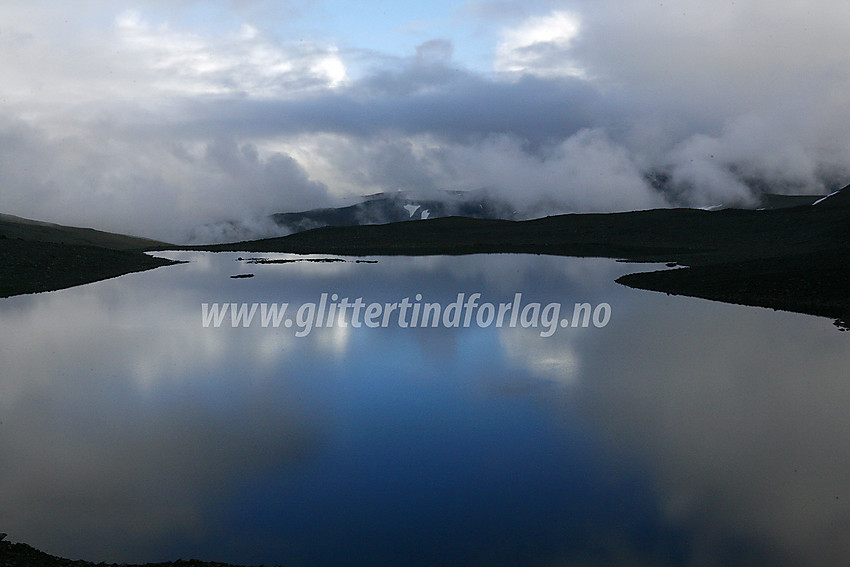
[270,190,521,235]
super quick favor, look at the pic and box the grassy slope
[0,213,171,250]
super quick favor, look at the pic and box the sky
[2,0,850,242]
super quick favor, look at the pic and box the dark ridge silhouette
[0,536,253,567]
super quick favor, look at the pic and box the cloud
[0,114,330,242]
[495,10,584,77]
[661,115,830,206]
[115,10,348,98]
[438,129,664,210]
[2,1,850,241]
[570,1,850,105]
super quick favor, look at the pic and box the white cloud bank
[1,1,849,242]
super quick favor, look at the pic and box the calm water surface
[1,253,848,566]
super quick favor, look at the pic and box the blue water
[0,253,848,566]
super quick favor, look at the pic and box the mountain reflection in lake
[0,253,848,566]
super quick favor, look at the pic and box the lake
[1,252,848,566]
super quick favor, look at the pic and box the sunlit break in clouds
[495,10,584,77]
[2,1,850,242]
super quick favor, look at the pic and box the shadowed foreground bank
[0,536,256,567]
[0,238,178,298]
[0,214,179,298]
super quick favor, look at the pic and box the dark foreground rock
[0,538,262,567]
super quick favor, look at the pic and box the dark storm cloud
[174,72,608,146]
